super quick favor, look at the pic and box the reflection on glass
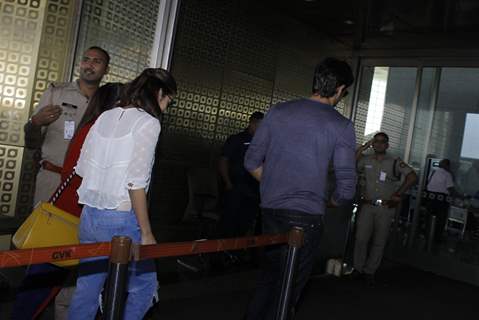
[355,67,417,157]
[358,65,479,279]
[432,68,479,200]
[408,67,479,267]
[409,68,437,172]
[364,67,388,135]
[460,113,479,159]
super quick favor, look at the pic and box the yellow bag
[12,202,80,267]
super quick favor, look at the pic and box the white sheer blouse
[75,107,161,209]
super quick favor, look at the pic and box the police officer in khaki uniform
[15,47,109,320]
[24,46,110,205]
[353,132,417,283]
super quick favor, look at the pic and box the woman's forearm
[129,188,156,244]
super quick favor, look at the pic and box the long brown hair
[77,82,124,130]
[118,68,177,118]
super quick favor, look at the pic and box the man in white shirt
[426,159,458,243]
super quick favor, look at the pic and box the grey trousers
[34,168,61,205]
[353,205,395,275]
[55,286,75,320]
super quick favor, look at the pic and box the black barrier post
[104,236,132,320]
[276,227,304,320]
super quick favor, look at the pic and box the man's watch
[28,116,39,127]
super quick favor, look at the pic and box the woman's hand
[141,231,157,245]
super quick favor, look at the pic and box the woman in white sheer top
[68,68,177,320]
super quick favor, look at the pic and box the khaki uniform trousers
[353,204,395,275]
[33,168,61,205]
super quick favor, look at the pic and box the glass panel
[73,0,162,83]
[404,68,438,247]
[355,67,418,157]
[409,68,438,172]
[432,68,479,198]
[411,68,479,264]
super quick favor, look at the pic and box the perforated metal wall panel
[15,0,77,217]
[0,0,76,217]
[73,0,161,83]
[0,145,23,216]
[0,0,45,148]
[31,0,77,108]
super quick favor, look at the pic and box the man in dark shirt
[244,58,356,319]
[219,111,264,238]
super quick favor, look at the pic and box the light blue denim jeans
[68,205,157,320]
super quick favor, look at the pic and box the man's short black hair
[86,46,110,67]
[312,57,354,97]
[249,111,264,121]
[374,132,389,142]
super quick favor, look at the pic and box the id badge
[379,171,387,182]
[64,120,75,140]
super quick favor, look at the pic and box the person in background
[353,132,417,284]
[68,68,177,320]
[426,158,460,243]
[218,111,264,238]
[25,46,110,206]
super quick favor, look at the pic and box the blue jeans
[68,206,157,320]
[245,208,323,320]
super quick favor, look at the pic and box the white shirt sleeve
[125,117,161,190]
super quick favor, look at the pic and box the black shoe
[364,273,376,287]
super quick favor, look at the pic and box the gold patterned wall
[0,0,45,147]
[13,0,77,218]
[0,0,78,217]
[31,0,77,107]
[0,145,23,216]
[1,0,46,217]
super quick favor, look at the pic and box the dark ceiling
[259,0,479,44]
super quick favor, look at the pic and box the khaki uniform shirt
[358,153,413,200]
[25,81,89,204]
[32,81,89,165]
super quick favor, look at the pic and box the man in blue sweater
[244,57,357,319]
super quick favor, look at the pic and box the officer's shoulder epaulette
[399,161,408,168]
[395,157,409,168]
